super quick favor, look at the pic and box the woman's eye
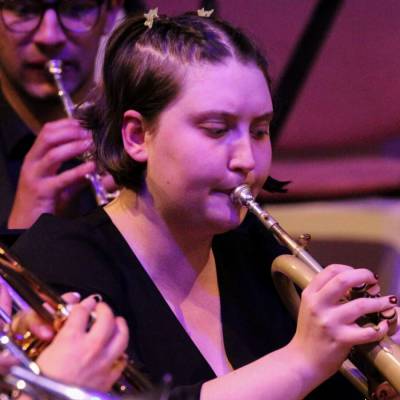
[251,125,270,139]
[200,125,229,137]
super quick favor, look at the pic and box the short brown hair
[83,12,271,191]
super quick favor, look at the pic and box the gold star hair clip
[144,7,159,29]
[197,7,214,17]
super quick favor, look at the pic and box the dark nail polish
[92,294,103,303]
[389,295,398,304]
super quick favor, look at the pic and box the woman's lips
[25,60,75,71]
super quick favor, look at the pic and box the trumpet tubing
[231,184,400,399]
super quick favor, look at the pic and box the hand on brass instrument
[290,265,398,382]
[8,118,96,229]
[37,298,129,391]
[10,291,83,341]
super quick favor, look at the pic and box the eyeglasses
[0,0,106,34]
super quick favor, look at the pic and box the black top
[12,209,362,399]
[0,88,96,245]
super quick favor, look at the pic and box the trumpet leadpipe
[231,184,321,273]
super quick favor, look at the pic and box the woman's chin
[206,208,246,234]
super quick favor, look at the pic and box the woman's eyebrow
[190,111,234,121]
[190,111,274,122]
[253,112,274,123]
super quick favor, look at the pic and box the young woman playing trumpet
[12,10,400,400]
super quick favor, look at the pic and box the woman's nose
[228,134,256,174]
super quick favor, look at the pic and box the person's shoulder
[14,208,109,246]
[10,208,126,304]
[11,208,115,279]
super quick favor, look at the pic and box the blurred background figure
[0,0,122,244]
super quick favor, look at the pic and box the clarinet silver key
[46,59,117,206]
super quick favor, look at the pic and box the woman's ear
[122,110,148,162]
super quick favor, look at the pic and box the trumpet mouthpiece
[230,184,254,206]
[46,59,63,75]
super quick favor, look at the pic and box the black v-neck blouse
[12,209,361,399]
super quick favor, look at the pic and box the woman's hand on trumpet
[288,264,398,385]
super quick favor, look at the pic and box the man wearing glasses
[0,0,121,240]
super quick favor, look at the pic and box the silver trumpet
[231,184,400,399]
[46,59,118,206]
